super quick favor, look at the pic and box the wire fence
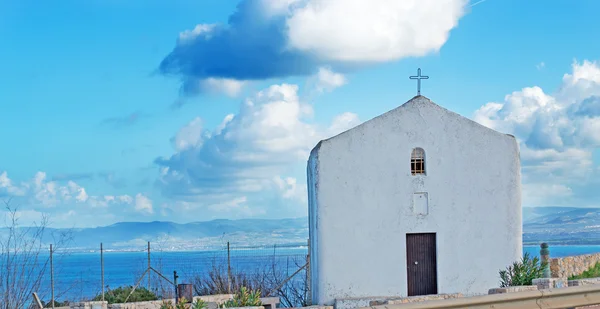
[16,240,309,308]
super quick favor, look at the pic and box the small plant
[499,252,547,287]
[161,300,175,309]
[569,261,600,280]
[220,286,262,308]
[176,297,190,309]
[192,298,208,309]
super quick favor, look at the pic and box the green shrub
[569,262,600,280]
[43,300,70,308]
[92,286,158,304]
[219,286,262,308]
[499,252,547,287]
[192,298,208,309]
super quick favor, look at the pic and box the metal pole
[227,242,231,294]
[306,238,311,305]
[174,271,179,302]
[147,241,151,290]
[101,243,105,301]
[123,268,150,303]
[50,244,55,309]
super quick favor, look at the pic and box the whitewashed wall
[307,95,522,305]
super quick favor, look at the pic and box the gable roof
[314,95,514,149]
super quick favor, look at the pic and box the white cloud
[314,67,347,93]
[537,62,545,70]
[134,193,154,215]
[0,171,146,211]
[273,176,307,202]
[0,171,26,196]
[178,24,217,43]
[261,0,303,17]
[523,183,573,206]
[328,112,361,136]
[160,0,469,97]
[473,59,600,206]
[285,0,468,62]
[172,117,205,151]
[198,78,247,97]
[156,83,360,214]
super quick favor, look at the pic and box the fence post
[50,244,55,309]
[174,271,179,302]
[227,242,232,294]
[101,243,105,301]
[148,241,151,290]
[306,239,311,306]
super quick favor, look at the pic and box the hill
[2,217,309,252]
[522,206,600,245]
[4,206,600,251]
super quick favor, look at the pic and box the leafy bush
[193,256,309,308]
[193,264,266,297]
[92,286,158,304]
[569,262,600,280]
[499,252,547,287]
[42,300,70,308]
[219,287,262,308]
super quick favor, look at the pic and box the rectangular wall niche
[412,192,429,215]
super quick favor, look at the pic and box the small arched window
[411,148,426,175]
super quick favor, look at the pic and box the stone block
[70,301,108,309]
[259,297,280,309]
[488,286,538,294]
[195,294,234,304]
[533,278,568,289]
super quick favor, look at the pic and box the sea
[25,245,600,303]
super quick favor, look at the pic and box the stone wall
[569,277,600,286]
[550,253,600,278]
[69,295,278,309]
[70,301,108,309]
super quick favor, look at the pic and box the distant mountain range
[4,207,599,251]
[523,206,600,245]
[3,217,309,252]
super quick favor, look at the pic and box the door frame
[405,232,438,296]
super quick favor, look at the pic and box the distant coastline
[4,206,600,252]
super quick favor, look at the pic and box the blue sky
[1,0,600,228]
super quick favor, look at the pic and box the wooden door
[406,233,438,296]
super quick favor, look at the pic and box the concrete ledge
[369,294,464,305]
[336,297,396,309]
[290,306,333,309]
[361,285,600,309]
[488,286,538,294]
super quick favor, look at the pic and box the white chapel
[306,93,522,305]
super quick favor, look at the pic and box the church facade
[307,95,522,305]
